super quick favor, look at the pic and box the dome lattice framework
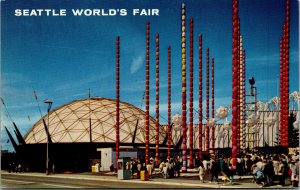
[24,98,167,144]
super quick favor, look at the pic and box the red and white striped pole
[116,36,120,169]
[189,18,194,168]
[205,48,210,153]
[198,35,203,161]
[181,3,187,172]
[145,21,150,165]
[167,46,171,160]
[155,33,160,167]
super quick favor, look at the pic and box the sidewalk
[1,170,293,189]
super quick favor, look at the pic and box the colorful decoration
[216,106,229,119]
[181,2,187,172]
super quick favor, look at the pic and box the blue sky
[1,0,299,151]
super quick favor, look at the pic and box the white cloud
[130,55,144,74]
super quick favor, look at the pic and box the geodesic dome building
[24,97,167,145]
[21,97,173,172]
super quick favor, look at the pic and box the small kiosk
[117,157,131,180]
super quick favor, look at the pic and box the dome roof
[24,98,167,144]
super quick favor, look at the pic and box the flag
[34,90,38,100]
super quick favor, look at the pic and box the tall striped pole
[284,0,290,147]
[181,3,187,172]
[211,57,215,154]
[115,36,120,169]
[155,33,160,166]
[199,35,203,160]
[231,0,239,169]
[281,23,286,146]
[237,20,240,153]
[189,18,194,168]
[280,36,283,146]
[145,22,150,165]
[239,35,243,152]
[242,49,246,151]
[167,46,171,160]
[205,48,210,152]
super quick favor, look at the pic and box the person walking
[236,157,245,180]
[253,164,265,187]
[290,160,299,187]
[52,163,55,174]
[210,160,219,183]
[198,162,205,183]
[278,160,287,186]
[220,157,229,185]
[263,160,274,186]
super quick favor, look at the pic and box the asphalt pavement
[0,170,294,189]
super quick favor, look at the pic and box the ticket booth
[117,157,131,180]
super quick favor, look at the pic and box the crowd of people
[8,162,29,173]
[125,150,299,188]
[195,152,299,188]
[127,156,182,179]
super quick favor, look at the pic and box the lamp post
[44,99,53,175]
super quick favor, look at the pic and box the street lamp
[44,99,53,175]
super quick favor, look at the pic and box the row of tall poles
[280,0,290,147]
[115,2,246,170]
